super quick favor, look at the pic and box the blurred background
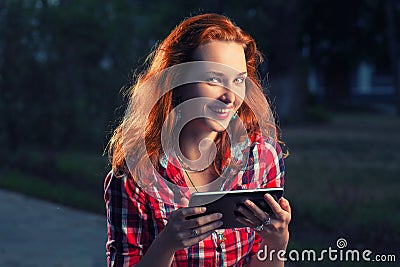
[1,0,399,266]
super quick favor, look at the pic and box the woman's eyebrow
[205,71,247,76]
[205,71,225,77]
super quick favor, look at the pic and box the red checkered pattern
[105,134,285,266]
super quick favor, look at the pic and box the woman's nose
[220,88,235,104]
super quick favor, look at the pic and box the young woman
[105,13,291,267]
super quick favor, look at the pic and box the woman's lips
[207,105,233,120]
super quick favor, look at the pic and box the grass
[283,113,400,266]
[0,170,104,213]
[1,149,108,214]
[1,112,399,266]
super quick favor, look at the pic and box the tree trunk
[324,58,351,103]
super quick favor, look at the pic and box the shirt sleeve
[249,233,263,257]
[262,139,285,188]
[104,172,153,267]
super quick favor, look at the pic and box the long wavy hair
[108,13,284,178]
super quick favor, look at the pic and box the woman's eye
[234,77,245,84]
[207,77,223,85]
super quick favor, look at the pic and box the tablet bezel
[188,188,284,229]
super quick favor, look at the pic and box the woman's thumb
[180,197,189,207]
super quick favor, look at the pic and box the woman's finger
[236,204,263,224]
[184,212,223,228]
[180,221,223,248]
[180,197,189,207]
[264,193,285,219]
[188,220,223,238]
[177,206,207,219]
[235,215,258,228]
[243,200,270,222]
[186,229,217,246]
[279,197,291,214]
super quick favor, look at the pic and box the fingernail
[201,207,206,212]
[217,213,223,218]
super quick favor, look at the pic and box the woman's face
[178,40,247,133]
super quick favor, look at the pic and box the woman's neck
[178,123,218,163]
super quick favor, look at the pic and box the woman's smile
[207,104,234,120]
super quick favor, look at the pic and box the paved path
[0,189,106,267]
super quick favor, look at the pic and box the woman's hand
[235,194,291,249]
[135,199,223,267]
[160,199,223,252]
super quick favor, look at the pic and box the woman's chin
[203,118,231,133]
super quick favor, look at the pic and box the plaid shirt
[104,134,285,267]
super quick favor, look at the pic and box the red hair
[108,13,281,177]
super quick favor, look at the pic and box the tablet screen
[188,188,284,229]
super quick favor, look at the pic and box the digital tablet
[188,188,284,229]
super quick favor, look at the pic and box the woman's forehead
[192,40,247,73]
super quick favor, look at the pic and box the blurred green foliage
[0,0,397,151]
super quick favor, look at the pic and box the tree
[304,0,396,107]
[218,0,308,122]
